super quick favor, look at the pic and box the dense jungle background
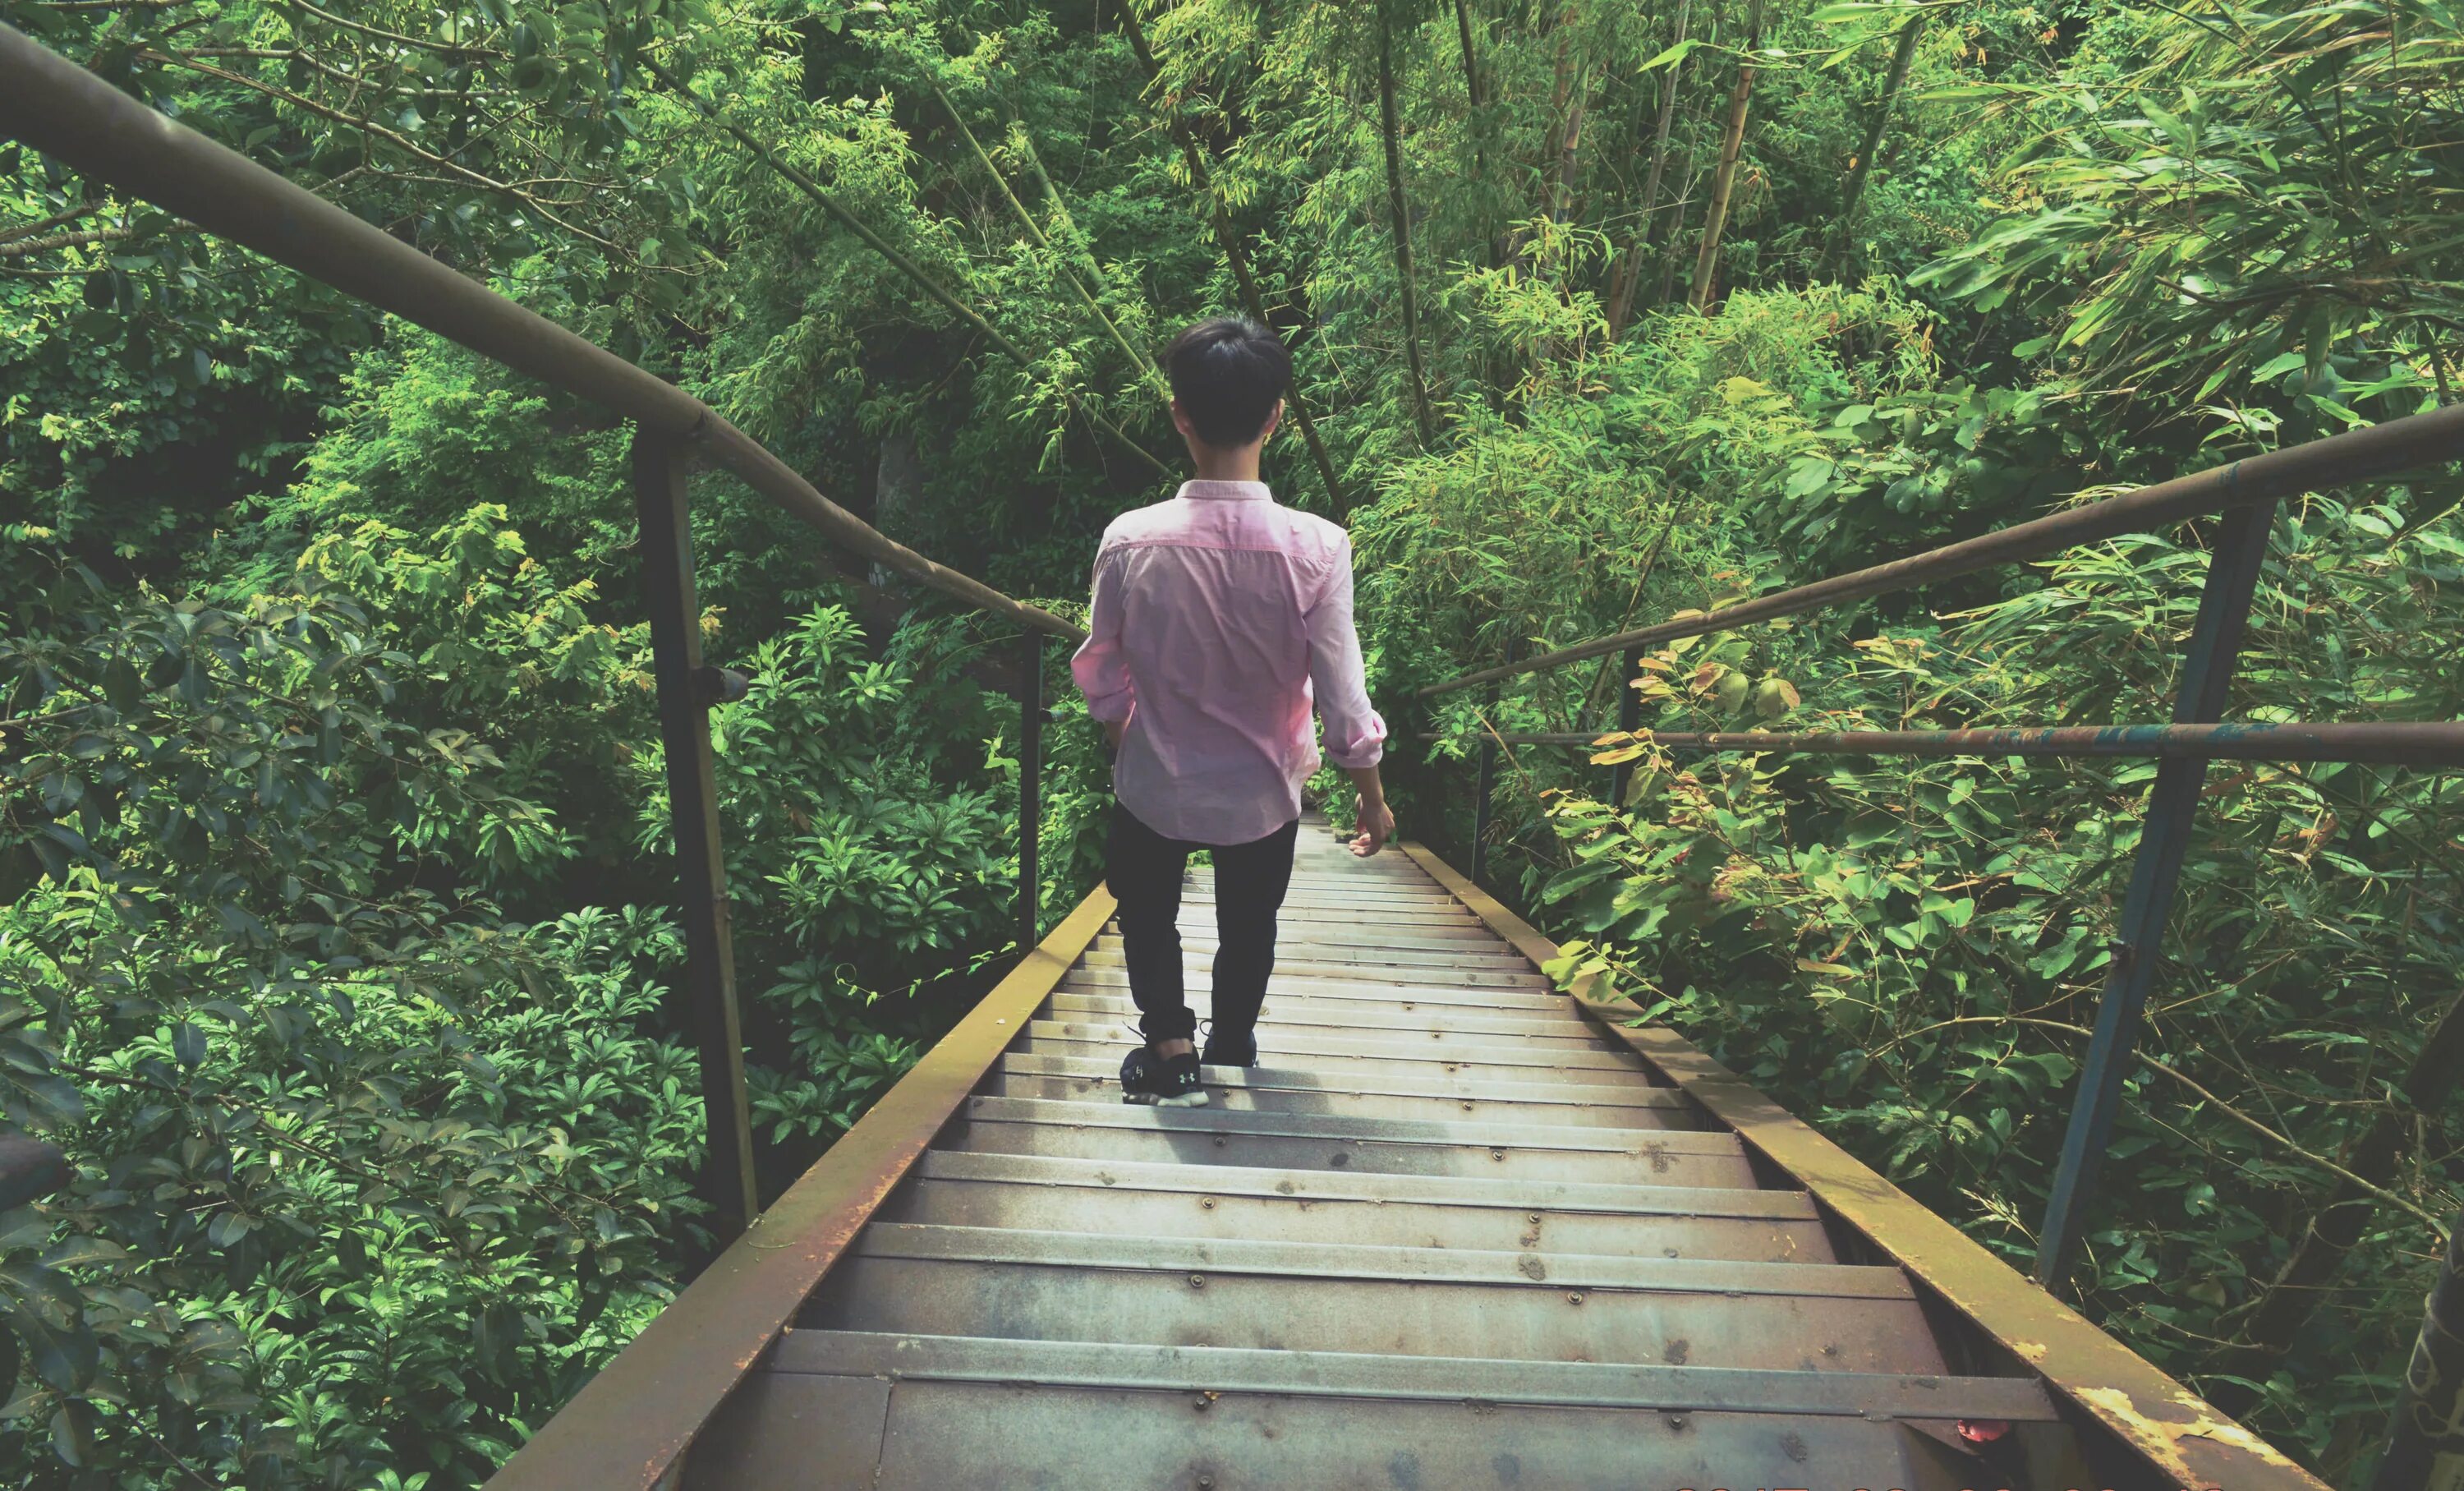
[2,0,2461,1482]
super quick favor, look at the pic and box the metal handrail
[1449,721,2464,766]
[0,23,1092,1249]
[0,25,1085,647]
[1421,397,2464,697]
[1422,374,2464,1298]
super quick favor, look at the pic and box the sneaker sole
[1154,1091,1210,1109]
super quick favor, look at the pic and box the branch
[0,223,166,257]
[0,201,102,246]
[285,0,505,58]
[140,49,629,257]
[1880,1014,2453,1236]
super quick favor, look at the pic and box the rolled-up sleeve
[1304,539,1386,768]
[1070,547,1137,724]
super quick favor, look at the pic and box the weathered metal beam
[1423,409,2464,697]
[1400,838,2329,1491]
[482,890,1118,1491]
[633,431,758,1247]
[1438,719,2464,766]
[0,25,1082,644]
[2036,497,2278,1289]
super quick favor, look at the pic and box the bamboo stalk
[1687,0,1766,314]
[1825,13,1924,277]
[645,57,1171,480]
[2205,983,2464,1416]
[1115,4,1349,511]
[1607,0,1692,338]
[1377,2,1439,449]
[931,83,1168,401]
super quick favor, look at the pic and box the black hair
[1164,317,1291,448]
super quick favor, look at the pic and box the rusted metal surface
[806,1256,1941,1373]
[1464,720,2464,765]
[696,1370,2004,1489]
[1423,401,2464,696]
[1402,838,2330,1491]
[0,25,1082,644]
[769,1330,2055,1417]
[480,888,1115,1491]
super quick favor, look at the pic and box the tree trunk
[1115,5,1349,512]
[1826,14,1924,277]
[934,85,1165,401]
[1377,2,1440,449]
[1607,0,1693,337]
[1687,0,1766,314]
[870,434,925,594]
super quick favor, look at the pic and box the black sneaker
[1200,1028,1258,1068]
[1119,1046,1208,1107]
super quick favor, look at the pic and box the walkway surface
[680,821,2081,1489]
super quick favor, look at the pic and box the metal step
[905,1148,1814,1219]
[1078,948,1549,989]
[690,1358,2005,1489]
[1096,932,1533,968]
[1058,971,1580,1016]
[1030,1017,1614,1059]
[802,1231,1947,1373]
[985,1066,1694,1130]
[882,1153,1829,1259]
[937,1100,1755,1186]
[1046,992,1597,1041]
[997,1052,1680,1112]
[1063,965,1572,1009]
[856,1222,1882,1296]
[1016,1033,1665,1088]
[771,1332,2033,1408]
[955,1094,1722,1160]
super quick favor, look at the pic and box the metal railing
[1422,400,2464,1291]
[0,24,1090,1249]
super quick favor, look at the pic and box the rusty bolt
[1188,1273,1207,1290]
[1567,1291,1585,1305]
[1199,1197,1216,1210]
[1490,1148,1506,1162]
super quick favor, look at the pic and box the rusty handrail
[0,24,1086,647]
[1445,720,2464,766]
[1421,401,2464,697]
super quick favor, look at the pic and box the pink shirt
[1070,480,1386,845]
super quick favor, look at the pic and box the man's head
[1165,318,1289,455]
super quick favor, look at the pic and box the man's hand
[1349,792,1396,858]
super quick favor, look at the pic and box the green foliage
[8,0,2464,1481]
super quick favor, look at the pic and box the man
[1070,318,1395,1108]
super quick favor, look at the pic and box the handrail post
[2034,497,2279,1290]
[1611,643,1646,806]
[1472,635,1517,886]
[633,427,759,1248]
[1018,631,1044,952]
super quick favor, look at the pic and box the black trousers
[1103,804,1299,1043]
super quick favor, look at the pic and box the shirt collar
[1177,480,1273,503]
